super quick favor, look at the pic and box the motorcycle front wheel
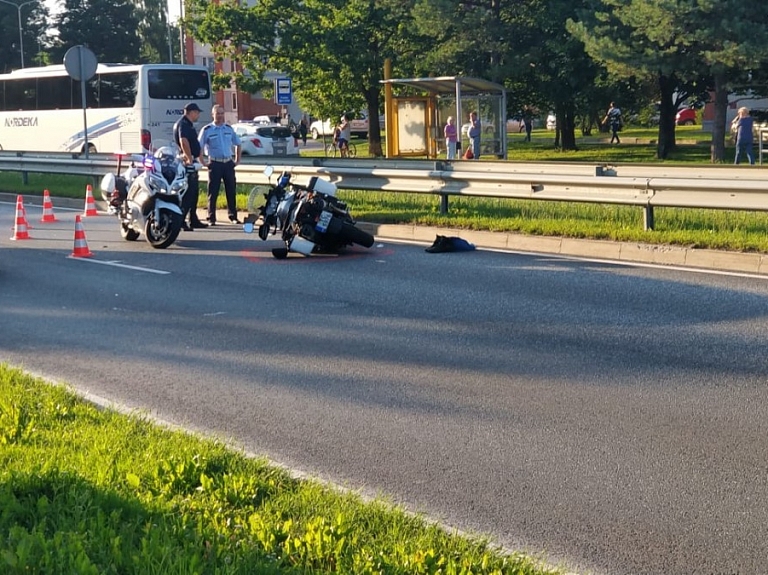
[145,209,182,249]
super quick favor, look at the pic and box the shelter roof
[380,76,505,95]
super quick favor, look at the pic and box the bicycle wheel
[347,143,357,158]
[325,143,338,158]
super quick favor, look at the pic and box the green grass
[0,364,558,574]
[3,125,766,253]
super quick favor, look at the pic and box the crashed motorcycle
[245,166,375,259]
[99,147,192,249]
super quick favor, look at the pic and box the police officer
[173,102,208,230]
[199,104,242,225]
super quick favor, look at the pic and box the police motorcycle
[100,146,194,249]
[245,166,375,259]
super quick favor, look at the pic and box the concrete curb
[357,222,768,276]
[4,192,767,276]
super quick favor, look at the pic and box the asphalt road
[2,200,768,575]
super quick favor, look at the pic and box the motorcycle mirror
[243,222,254,234]
[264,165,274,179]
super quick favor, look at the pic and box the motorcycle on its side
[99,146,193,249]
[245,166,375,259]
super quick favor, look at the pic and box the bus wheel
[83,143,96,154]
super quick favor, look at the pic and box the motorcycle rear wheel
[339,222,374,248]
[145,209,182,249]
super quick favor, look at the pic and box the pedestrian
[444,116,458,160]
[732,107,755,165]
[173,102,207,231]
[337,114,351,158]
[299,115,308,145]
[467,111,481,160]
[198,104,242,225]
[602,102,622,144]
[522,107,533,143]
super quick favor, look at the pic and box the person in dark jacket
[173,102,208,231]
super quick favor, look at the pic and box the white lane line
[66,257,170,274]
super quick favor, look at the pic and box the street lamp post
[0,0,37,68]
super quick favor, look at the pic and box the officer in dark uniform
[199,104,242,225]
[173,102,207,230]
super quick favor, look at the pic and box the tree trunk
[554,107,577,150]
[561,109,577,150]
[365,91,383,157]
[710,74,728,163]
[656,74,677,159]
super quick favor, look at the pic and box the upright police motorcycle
[100,146,191,249]
[245,166,374,259]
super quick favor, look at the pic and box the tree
[569,0,768,161]
[684,0,768,162]
[188,0,426,157]
[133,0,175,63]
[52,0,141,64]
[0,0,49,72]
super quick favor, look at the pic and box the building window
[231,92,237,111]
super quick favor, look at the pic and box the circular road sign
[64,46,98,82]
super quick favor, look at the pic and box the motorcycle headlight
[171,180,186,193]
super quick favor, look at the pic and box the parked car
[460,119,497,137]
[232,122,299,156]
[675,108,697,125]
[310,116,368,139]
[252,114,282,125]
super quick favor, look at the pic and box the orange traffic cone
[70,215,94,257]
[40,189,58,222]
[10,195,30,240]
[83,184,99,217]
[21,200,32,228]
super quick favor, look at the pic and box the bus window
[37,76,76,110]
[97,72,138,108]
[147,69,210,100]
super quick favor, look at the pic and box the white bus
[0,63,213,154]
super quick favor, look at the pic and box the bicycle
[325,140,357,158]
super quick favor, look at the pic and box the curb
[4,192,767,276]
[357,222,768,276]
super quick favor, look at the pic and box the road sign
[63,46,98,82]
[275,78,292,105]
[63,46,98,158]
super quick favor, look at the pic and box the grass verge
[2,126,765,253]
[0,364,559,575]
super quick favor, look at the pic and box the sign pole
[79,49,90,158]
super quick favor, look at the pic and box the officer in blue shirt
[198,104,242,225]
[174,102,208,230]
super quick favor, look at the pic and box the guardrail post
[439,194,449,214]
[16,153,28,184]
[644,205,654,231]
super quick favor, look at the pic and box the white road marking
[66,257,170,274]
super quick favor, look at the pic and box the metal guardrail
[0,151,766,231]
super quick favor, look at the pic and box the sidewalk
[5,192,768,276]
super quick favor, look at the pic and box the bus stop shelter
[380,76,507,160]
